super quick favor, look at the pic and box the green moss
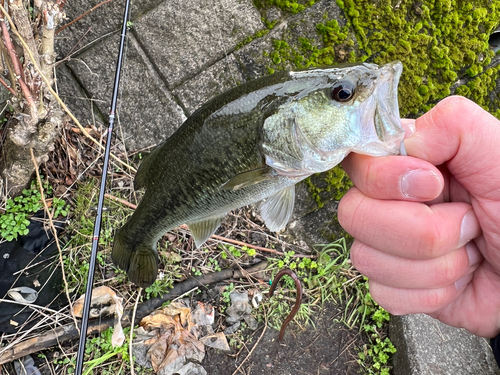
[235,29,270,50]
[253,0,316,14]
[265,0,500,118]
[336,0,500,117]
[304,165,353,209]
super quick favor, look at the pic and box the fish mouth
[373,61,405,155]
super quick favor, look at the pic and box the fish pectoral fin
[260,185,295,232]
[221,166,276,191]
[187,213,226,248]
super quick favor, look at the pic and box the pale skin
[338,95,500,338]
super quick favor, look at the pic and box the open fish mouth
[373,61,405,154]
[353,60,405,157]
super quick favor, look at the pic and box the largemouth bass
[112,61,405,288]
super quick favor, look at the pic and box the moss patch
[336,0,500,117]
[304,165,353,209]
[254,0,317,14]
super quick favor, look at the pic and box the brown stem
[0,20,37,119]
[0,75,17,95]
[56,0,113,35]
[10,0,40,69]
[40,3,62,85]
[0,39,19,97]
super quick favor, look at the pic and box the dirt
[202,302,363,375]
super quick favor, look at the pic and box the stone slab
[56,0,167,59]
[55,63,105,127]
[65,33,185,150]
[172,54,247,115]
[133,0,265,89]
[390,314,500,375]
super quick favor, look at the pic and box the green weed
[0,178,67,241]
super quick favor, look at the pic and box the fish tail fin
[112,229,158,288]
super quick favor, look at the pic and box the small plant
[82,326,132,375]
[245,246,256,257]
[208,257,221,272]
[191,267,202,276]
[358,333,397,375]
[221,283,235,305]
[0,178,66,241]
[220,244,242,259]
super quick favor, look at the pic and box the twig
[29,149,80,333]
[0,75,16,95]
[105,193,137,209]
[104,193,316,259]
[56,0,112,35]
[0,299,72,320]
[231,305,268,375]
[171,287,199,302]
[129,287,141,375]
[0,19,37,118]
[0,3,137,173]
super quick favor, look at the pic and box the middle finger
[338,187,481,259]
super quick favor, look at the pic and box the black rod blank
[74,0,132,373]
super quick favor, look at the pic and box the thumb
[404,96,500,200]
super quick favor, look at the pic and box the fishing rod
[74,0,131,373]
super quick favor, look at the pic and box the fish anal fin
[261,185,295,232]
[187,213,226,248]
[221,166,276,191]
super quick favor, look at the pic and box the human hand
[338,96,500,338]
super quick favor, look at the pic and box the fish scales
[113,61,405,287]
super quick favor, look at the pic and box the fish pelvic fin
[187,213,226,248]
[260,185,295,232]
[112,229,158,288]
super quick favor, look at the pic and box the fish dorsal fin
[187,213,226,248]
[260,185,295,232]
[221,166,276,191]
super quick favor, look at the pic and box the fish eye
[331,82,355,103]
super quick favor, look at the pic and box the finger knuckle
[434,251,467,286]
[418,287,448,311]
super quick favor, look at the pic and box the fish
[112,61,405,288]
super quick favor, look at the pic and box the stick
[55,0,113,35]
[0,20,37,118]
[30,149,79,332]
[129,288,141,375]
